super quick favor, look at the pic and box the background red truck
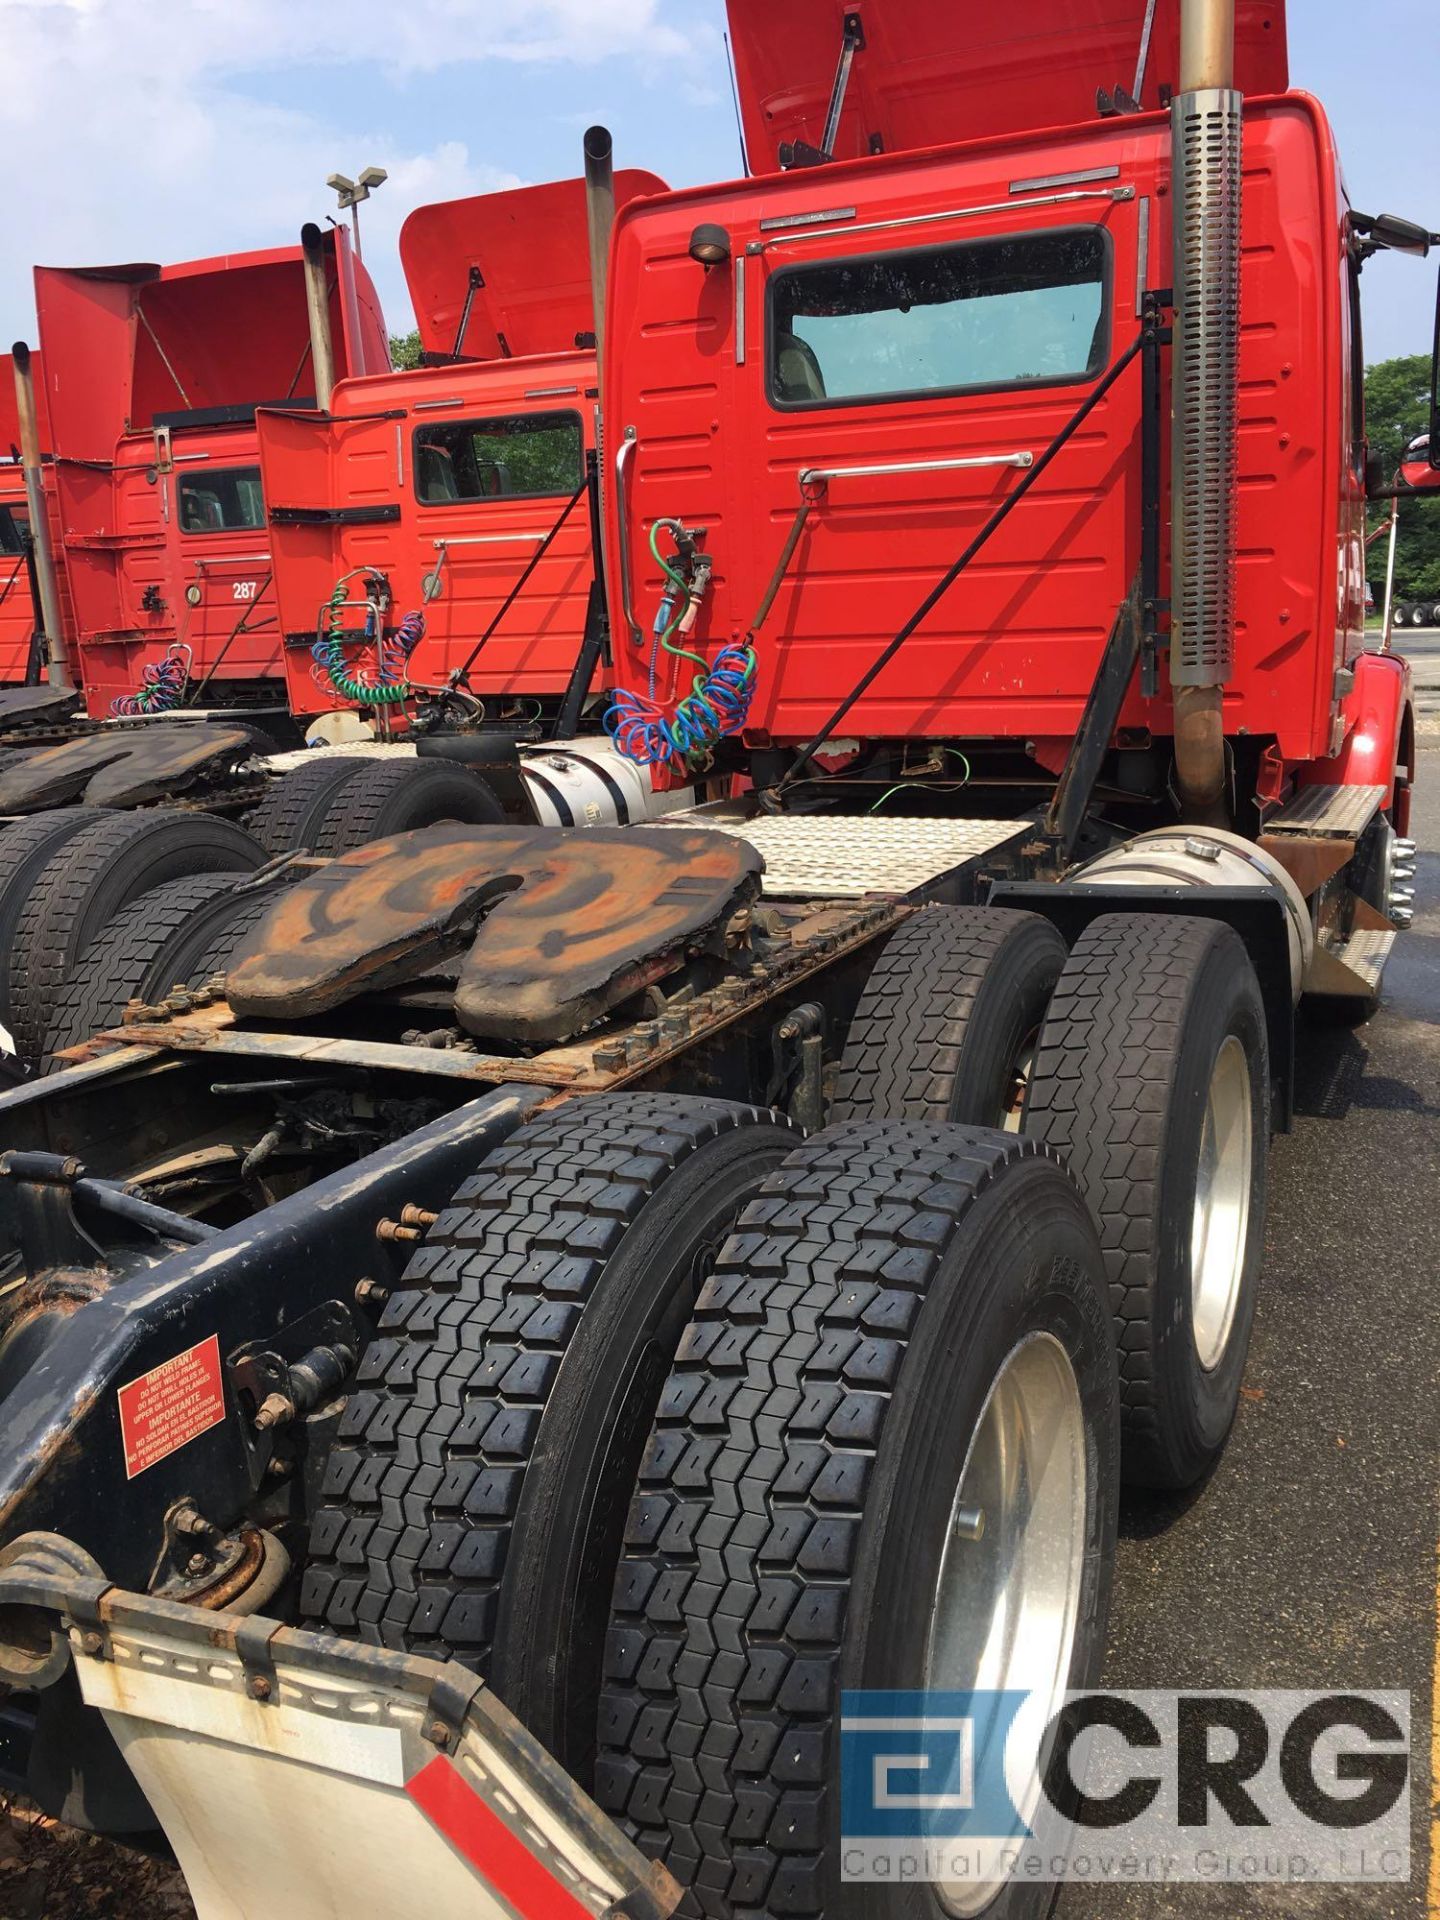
[257,175,662,730]
[35,230,388,725]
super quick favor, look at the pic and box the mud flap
[0,1534,680,1920]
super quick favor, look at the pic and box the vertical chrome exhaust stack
[583,126,616,377]
[10,343,71,690]
[1170,0,1241,822]
[301,223,337,412]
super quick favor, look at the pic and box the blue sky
[3,0,1435,364]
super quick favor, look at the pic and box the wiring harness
[311,573,425,708]
[111,643,191,717]
[604,521,756,776]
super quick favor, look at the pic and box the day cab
[604,0,1416,829]
[35,233,387,723]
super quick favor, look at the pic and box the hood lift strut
[781,11,866,168]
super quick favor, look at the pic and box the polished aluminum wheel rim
[926,1332,1088,1918]
[1190,1033,1253,1371]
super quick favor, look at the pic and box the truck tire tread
[244,756,371,854]
[302,1093,791,1698]
[310,757,504,856]
[1023,911,1268,1486]
[42,870,242,1068]
[595,1121,1115,1917]
[830,905,1065,1125]
[8,811,264,1063]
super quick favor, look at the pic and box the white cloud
[0,0,689,340]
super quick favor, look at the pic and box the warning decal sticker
[117,1334,227,1479]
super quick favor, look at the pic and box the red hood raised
[400,172,667,361]
[33,228,389,462]
[727,0,1288,172]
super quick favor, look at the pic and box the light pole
[326,166,388,259]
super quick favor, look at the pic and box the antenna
[723,31,750,177]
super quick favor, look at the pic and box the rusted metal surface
[172,1524,265,1610]
[227,823,764,1045]
[82,1016,594,1086]
[0,1271,109,1355]
[1256,829,1355,899]
[81,896,904,1095]
[0,720,267,812]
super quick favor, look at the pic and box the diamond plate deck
[1324,927,1396,992]
[264,742,416,773]
[653,814,1024,898]
[1265,784,1386,838]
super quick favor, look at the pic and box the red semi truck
[257,174,661,734]
[606,0,1414,849]
[0,2,1430,1915]
[31,229,388,726]
[0,233,394,819]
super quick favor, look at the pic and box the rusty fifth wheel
[303,1093,795,1780]
[1024,913,1269,1489]
[830,906,1067,1130]
[596,1122,1119,1918]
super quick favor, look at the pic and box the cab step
[1305,922,1396,999]
[1265,783,1387,838]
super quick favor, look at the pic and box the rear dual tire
[0,808,108,1050]
[248,755,506,856]
[832,903,1269,1491]
[1024,913,1269,1490]
[302,1093,796,1780]
[597,1124,1119,1919]
[8,811,265,1065]
[306,1098,1121,1916]
[831,906,1065,1130]
[41,869,291,1070]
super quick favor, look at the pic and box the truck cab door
[726,173,1148,747]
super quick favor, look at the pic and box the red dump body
[0,351,74,686]
[258,175,663,721]
[35,232,388,720]
[603,91,1367,775]
[727,0,1288,170]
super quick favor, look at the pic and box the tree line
[1364,354,1439,603]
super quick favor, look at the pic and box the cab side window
[413,412,584,504]
[768,227,1111,410]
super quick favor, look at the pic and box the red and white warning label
[117,1334,227,1480]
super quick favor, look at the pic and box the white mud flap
[0,1536,678,1920]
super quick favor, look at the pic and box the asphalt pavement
[1399,629,1440,727]
[1060,745,1440,1920]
